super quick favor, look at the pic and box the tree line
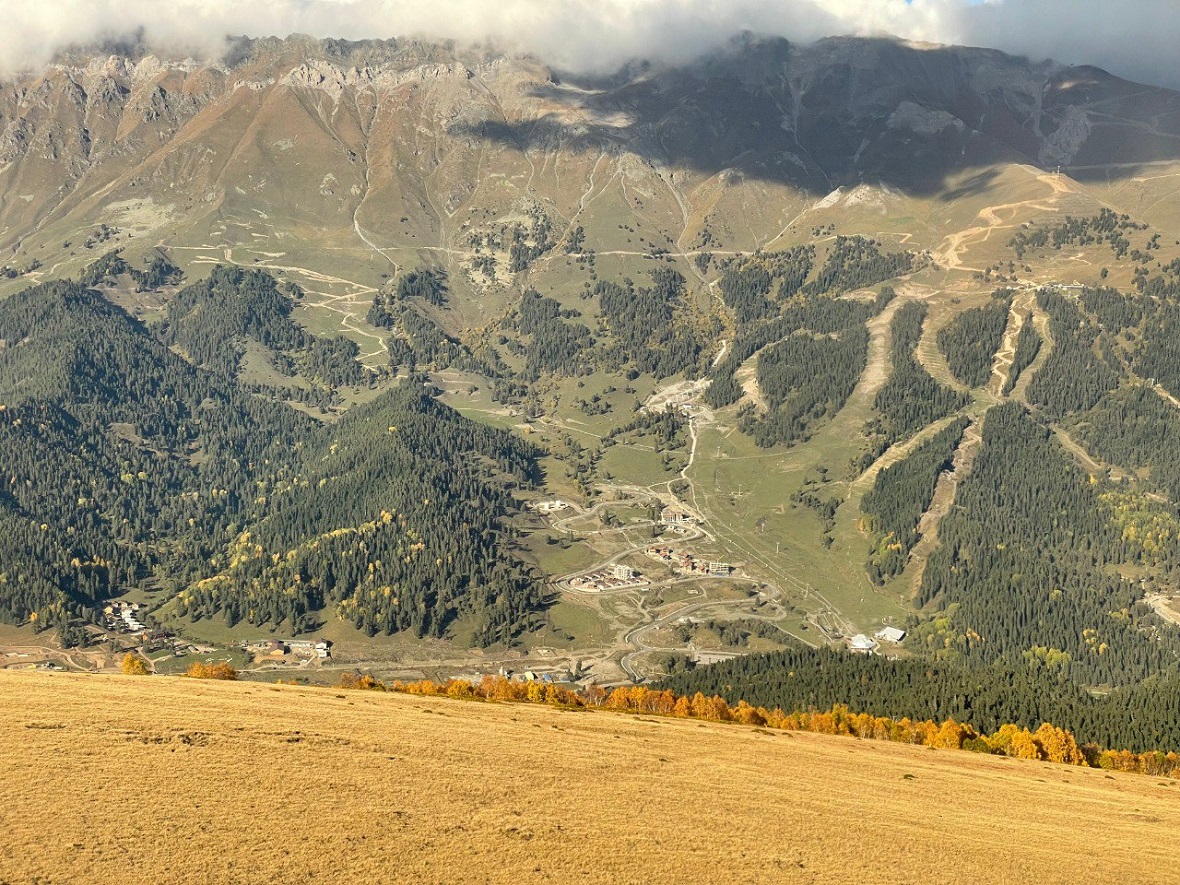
[1008,209,1146,261]
[1001,314,1040,395]
[742,323,869,448]
[596,268,712,378]
[917,402,1180,685]
[79,249,183,292]
[367,268,449,329]
[717,246,815,325]
[177,379,545,645]
[160,265,364,388]
[706,290,891,409]
[802,236,915,296]
[1025,289,1119,418]
[325,670,1180,776]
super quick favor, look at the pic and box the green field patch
[521,532,607,578]
[151,648,251,676]
[599,444,678,486]
[688,417,907,632]
[537,599,611,648]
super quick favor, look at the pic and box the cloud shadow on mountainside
[451,37,1180,197]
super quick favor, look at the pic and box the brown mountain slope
[1,670,1177,884]
[5,35,1180,324]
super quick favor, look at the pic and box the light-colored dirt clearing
[1,671,1178,884]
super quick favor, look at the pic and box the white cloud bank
[5,0,1180,88]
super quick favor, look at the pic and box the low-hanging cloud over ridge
[6,0,1180,89]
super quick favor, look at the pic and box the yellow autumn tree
[339,672,384,691]
[317,670,1180,779]
[185,661,238,680]
[1008,729,1044,760]
[1033,723,1086,765]
[121,653,149,676]
[932,719,969,750]
[733,700,766,726]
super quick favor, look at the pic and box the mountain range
[4,34,1180,309]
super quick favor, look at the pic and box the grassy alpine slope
[1,670,1178,885]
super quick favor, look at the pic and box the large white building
[849,634,877,654]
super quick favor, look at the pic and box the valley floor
[1,671,1176,884]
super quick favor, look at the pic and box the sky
[5,0,1180,89]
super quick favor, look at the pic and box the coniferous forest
[936,290,1011,387]
[0,234,929,646]
[915,402,1180,685]
[673,243,1180,750]
[659,646,1180,754]
[1002,314,1041,395]
[865,301,970,457]
[0,273,541,645]
[861,416,968,583]
[1025,289,1119,417]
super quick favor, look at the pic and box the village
[562,543,736,593]
[644,545,732,578]
[0,468,905,680]
[103,603,335,665]
[0,595,339,676]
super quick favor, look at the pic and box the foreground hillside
[1,672,1177,884]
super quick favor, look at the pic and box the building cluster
[848,634,878,654]
[102,602,147,634]
[645,545,731,577]
[660,504,701,526]
[245,638,332,660]
[531,500,570,514]
[847,627,907,655]
[692,650,743,665]
[875,626,906,644]
[568,563,648,592]
[0,653,67,672]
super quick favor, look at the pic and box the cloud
[917,0,1180,89]
[4,1,1179,89]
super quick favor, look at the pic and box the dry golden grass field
[1,671,1178,884]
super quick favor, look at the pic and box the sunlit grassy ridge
[2,670,1178,884]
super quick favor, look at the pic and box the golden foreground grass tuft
[1,670,1178,884]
